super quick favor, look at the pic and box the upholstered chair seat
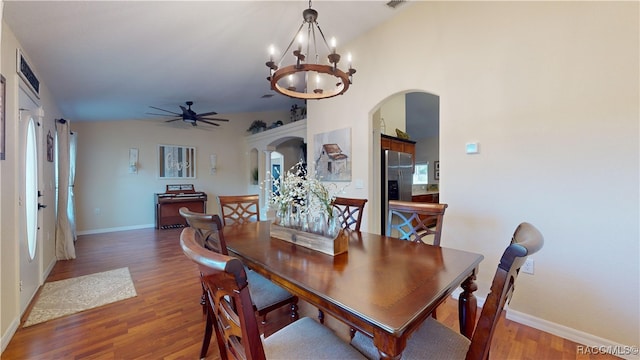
[351,317,470,359]
[264,317,365,359]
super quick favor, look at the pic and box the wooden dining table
[223,221,484,360]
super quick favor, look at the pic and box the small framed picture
[46,130,54,162]
[0,75,5,160]
[434,161,440,180]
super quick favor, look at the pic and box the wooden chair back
[466,222,544,360]
[179,207,228,255]
[332,197,368,231]
[387,200,448,245]
[217,195,260,226]
[180,227,267,360]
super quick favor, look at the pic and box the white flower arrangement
[264,162,343,235]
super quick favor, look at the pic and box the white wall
[309,1,638,350]
[71,110,288,233]
[379,92,405,134]
[277,138,304,171]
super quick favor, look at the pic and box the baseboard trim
[77,224,155,236]
[44,258,56,280]
[451,289,637,360]
[1,317,20,354]
[506,309,638,360]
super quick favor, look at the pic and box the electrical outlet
[522,258,534,275]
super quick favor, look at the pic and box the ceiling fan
[147,101,230,127]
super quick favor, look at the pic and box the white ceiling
[3,1,408,122]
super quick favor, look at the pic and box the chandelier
[265,1,356,100]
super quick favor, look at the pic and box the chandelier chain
[277,22,305,66]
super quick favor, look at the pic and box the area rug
[23,267,137,327]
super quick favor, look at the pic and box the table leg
[373,329,405,360]
[458,269,479,339]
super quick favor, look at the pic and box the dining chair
[179,208,299,359]
[180,226,366,360]
[387,200,448,246]
[217,194,260,226]
[351,222,544,360]
[332,197,368,232]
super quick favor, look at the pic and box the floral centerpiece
[266,162,341,238]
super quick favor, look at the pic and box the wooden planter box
[270,223,348,256]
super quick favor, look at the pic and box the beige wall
[71,111,288,233]
[1,22,63,349]
[379,92,405,134]
[308,1,638,349]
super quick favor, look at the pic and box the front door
[19,85,43,314]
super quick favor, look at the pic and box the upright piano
[155,184,207,229]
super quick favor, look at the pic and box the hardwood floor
[3,228,619,359]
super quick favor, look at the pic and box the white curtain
[68,132,77,241]
[55,119,76,260]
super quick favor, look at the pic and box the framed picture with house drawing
[314,127,351,182]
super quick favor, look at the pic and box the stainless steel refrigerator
[381,150,413,234]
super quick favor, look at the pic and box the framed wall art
[158,144,196,179]
[314,127,351,181]
[46,130,54,162]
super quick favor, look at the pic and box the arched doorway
[245,120,308,218]
[370,91,440,235]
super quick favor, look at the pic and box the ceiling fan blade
[199,117,230,122]
[165,118,182,122]
[146,112,178,117]
[150,106,181,115]
[198,119,221,126]
[196,111,219,116]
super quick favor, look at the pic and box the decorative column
[263,148,274,219]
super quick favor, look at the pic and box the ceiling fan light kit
[265,0,356,100]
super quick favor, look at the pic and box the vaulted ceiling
[3,1,409,122]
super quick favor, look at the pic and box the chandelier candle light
[266,0,356,100]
